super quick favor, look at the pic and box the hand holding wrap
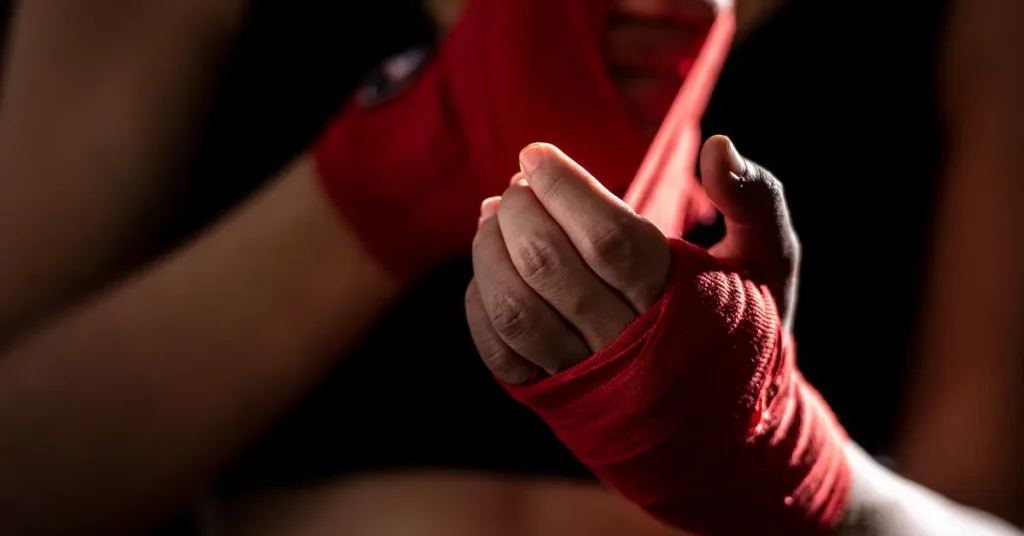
[504,239,850,534]
[468,138,851,535]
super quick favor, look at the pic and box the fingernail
[509,171,527,186]
[725,137,747,178]
[479,196,501,225]
[519,143,545,174]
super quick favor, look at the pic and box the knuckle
[485,291,532,341]
[528,166,568,202]
[742,158,769,184]
[763,173,786,203]
[514,236,561,285]
[579,221,634,267]
[746,162,785,204]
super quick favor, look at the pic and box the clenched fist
[465,136,799,384]
[465,138,850,535]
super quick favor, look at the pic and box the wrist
[504,240,851,534]
[830,444,894,536]
[832,443,1022,536]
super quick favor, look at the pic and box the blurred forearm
[0,0,246,339]
[0,160,398,535]
[899,0,1024,521]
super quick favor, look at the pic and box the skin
[0,161,400,534]
[219,473,680,536]
[0,0,1018,533]
[897,0,1024,522]
[0,0,246,341]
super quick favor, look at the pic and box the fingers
[464,279,534,385]
[700,136,787,232]
[700,135,798,263]
[498,177,637,353]
[469,144,675,381]
[700,135,800,326]
[472,206,591,376]
[520,143,671,313]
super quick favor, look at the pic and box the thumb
[699,135,800,328]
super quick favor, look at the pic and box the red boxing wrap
[315,0,651,280]
[622,9,732,236]
[505,240,851,535]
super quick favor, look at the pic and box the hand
[465,136,799,384]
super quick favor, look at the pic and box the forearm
[0,159,398,535]
[0,0,246,338]
[836,444,1021,536]
[899,0,1023,518]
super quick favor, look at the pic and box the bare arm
[898,0,1024,521]
[833,444,1021,536]
[0,0,245,339]
[0,160,399,535]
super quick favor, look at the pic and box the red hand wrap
[314,0,653,281]
[505,240,852,535]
